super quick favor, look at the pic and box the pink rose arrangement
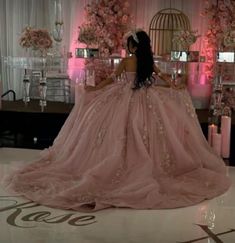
[19,27,53,51]
[78,0,133,57]
[202,0,235,81]
[172,30,200,50]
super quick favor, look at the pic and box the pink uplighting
[199,74,206,85]
[67,2,87,82]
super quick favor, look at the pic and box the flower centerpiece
[19,27,53,55]
[172,30,200,50]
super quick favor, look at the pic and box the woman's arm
[153,64,186,89]
[153,64,172,87]
[85,59,126,91]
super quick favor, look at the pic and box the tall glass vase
[53,22,63,57]
[39,76,47,112]
[23,70,30,105]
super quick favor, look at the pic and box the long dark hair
[127,30,154,89]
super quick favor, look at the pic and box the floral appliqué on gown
[4,72,231,211]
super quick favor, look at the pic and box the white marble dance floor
[0,147,235,243]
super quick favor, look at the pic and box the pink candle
[208,124,218,146]
[86,70,95,86]
[121,49,126,58]
[212,133,222,156]
[75,78,79,105]
[221,115,231,158]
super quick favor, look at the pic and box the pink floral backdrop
[75,0,133,84]
[78,0,133,57]
[202,0,235,81]
[202,0,235,110]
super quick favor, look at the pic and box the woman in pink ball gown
[4,30,231,212]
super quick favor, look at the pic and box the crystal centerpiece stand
[3,56,66,111]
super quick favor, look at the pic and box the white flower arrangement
[223,29,235,48]
[172,30,200,50]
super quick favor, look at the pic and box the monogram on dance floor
[0,196,97,228]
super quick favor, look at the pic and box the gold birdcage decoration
[149,8,191,56]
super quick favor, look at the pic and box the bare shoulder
[123,56,136,66]
[118,57,132,68]
[121,56,136,72]
[125,56,136,61]
[120,57,131,64]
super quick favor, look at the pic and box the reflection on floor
[0,147,235,243]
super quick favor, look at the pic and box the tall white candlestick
[208,124,218,146]
[212,133,222,156]
[221,115,231,158]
